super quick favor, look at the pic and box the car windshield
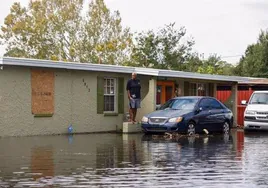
[160,98,199,110]
[249,93,268,104]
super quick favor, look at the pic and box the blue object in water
[68,124,73,134]
[68,135,73,144]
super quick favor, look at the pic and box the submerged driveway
[0,130,267,187]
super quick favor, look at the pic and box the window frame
[198,98,225,110]
[189,82,208,96]
[103,77,118,113]
[198,98,211,111]
[209,98,224,109]
[189,83,197,96]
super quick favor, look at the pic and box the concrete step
[123,122,142,134]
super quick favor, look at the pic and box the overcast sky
[1,0,267,64]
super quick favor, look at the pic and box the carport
[133,68,248,127]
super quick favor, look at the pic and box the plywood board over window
[31,69,55,117]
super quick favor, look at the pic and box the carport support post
[231,83,238,127]
[137,78,157,121]
[146,78,157,112]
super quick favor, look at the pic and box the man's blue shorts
[129,98,141,109]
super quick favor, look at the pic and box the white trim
[103,77,117,113]
[1,57,259,83]
[189,82,208,96]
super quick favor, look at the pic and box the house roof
[238,78,268,84]
[0,57,267,83]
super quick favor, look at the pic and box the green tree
[128,23,195,70]
[197,54,235,75]
[235,30,268,77]
[0,0,132,64]
[127,30,159,67]
[183,52,203,72]
[0,0,84,61]
[81,0,133,64]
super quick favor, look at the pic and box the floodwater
[0,130,268,187]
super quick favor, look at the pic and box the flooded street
[0,130,268,187]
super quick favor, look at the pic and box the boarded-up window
[31,69,54,116]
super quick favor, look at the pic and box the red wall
[217,90,232,104]
[216,86,254,126]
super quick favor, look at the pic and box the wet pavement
[0,130,268,187]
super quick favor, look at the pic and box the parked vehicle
[141,96,233,135]
[242,91,268,131]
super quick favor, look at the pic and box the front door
[156,81,175,105]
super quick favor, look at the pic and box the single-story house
[0,57,255,137]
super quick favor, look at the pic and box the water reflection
[232,129,245,159]
[31,146,54,180]
[141,133,235,168]
[1,130,268,187]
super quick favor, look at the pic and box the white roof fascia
[134,67,159,76]
[158,70,247,82]
[2,57,135,74]
[2,57,250,83]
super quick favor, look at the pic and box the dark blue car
[141,96,233,135]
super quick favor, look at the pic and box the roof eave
[2,57,135,74]
[2,57,243,82]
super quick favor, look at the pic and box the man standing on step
[126,72,141,124]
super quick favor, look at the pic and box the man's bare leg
[133,108,137,123]
[129,108,133,122]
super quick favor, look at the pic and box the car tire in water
[223,121,230,134]
[187,121,196,136]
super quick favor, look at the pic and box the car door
[209,98,226,131]
[195,98,213,132]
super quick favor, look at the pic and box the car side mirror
[156,105,161,110]
[196,107,202,113]
[241,100,247,105]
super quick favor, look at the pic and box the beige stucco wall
[0,66,144,137]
